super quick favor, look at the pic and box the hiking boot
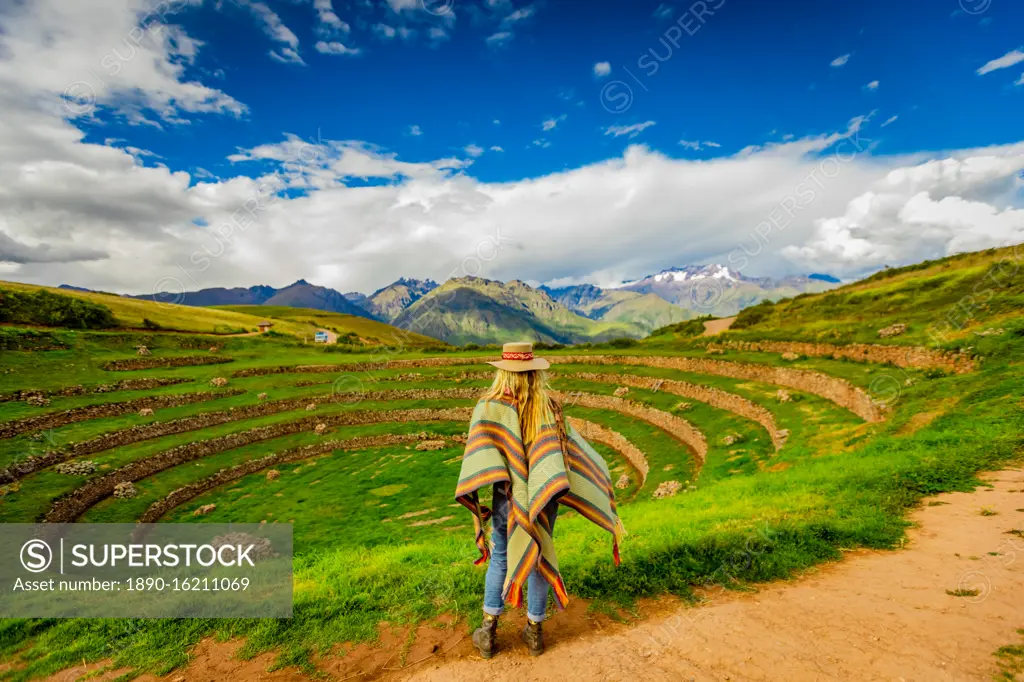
[472,614,499,659]
[522,619,544,656]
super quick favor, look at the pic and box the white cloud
[501,5,535,26]
[269,47,305,65]
[374,23,397,39]
[531,139,551,148]
[865,80,879,90]
[493,119,501,125]
[542,114,566,131]
[679,139,720,151]
[490,146,504,152]
[605,121,657,139]
[1017,73,1024,86]
[881,115,898,127]
[235,0,305,65]
[0,0,245,122]
[313,0,349,35]
[784,143,1024,276]
[463,144,484,157]
[315,41,360,56]
[486,31,513,47]
[977,48,1024,75]
[831,53,850,67]
[408,125,423,136]
[593,62,611,77]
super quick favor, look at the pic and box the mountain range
[107,263,837,345]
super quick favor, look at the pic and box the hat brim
[487,358,550,372]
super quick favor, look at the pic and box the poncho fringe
[455,397,623,610]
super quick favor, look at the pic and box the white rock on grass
[653,480,682,499]
[615,474,631,489]
[55,461,96,476]
[266,469,280,481]
[776,389,792,403]
[305,403,317,411]
[209,377,228,387]
[314,423,328,435]
[113,482,137,499]
[138,408,154,417]
[193,503,216,516]
[257,392,268,401]
[613,387,630,397]
[415,440,447,451]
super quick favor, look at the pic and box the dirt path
[701,316,736,336]
[38,468,1024,682]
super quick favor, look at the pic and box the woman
[455,342,624,659]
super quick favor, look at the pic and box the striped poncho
[454,397,623,610]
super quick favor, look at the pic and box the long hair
[482,368,553,447]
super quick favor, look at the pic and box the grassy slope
[215,305,443,347]
[578,291,693,334]
[704,245,1024,347]
[1,245,1022,680]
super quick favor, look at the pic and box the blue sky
[90,0,1024,183]
[0,0,1022,295]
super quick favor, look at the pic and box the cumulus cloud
[463,144,485,157]
[593,62,611,77]
[542,115,566,131]
[783,143,1024,276]
[977,48,1024,75]
[486,31,513,47]
[679,140,721,151]
[881,115,898,127]
[865,80,879,91]
[831,53,851,67]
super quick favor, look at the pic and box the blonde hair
[482,368,554,447]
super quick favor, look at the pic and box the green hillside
[575,290,693,332]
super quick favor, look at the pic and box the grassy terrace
[1,247,1022,680]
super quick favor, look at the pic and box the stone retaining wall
[564,372,786,450]
[138,432,437,523]
[228,355,883,421]
[705,339,976,374]
[0,388,481,484]
[568,417,649,484]
[102,356,234,371]
[0,378,192,403]
[43,407,473,523]
[0,389,245,440]
[553,390,707,465]
[550,355,886,422]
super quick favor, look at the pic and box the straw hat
[487,341,550,372]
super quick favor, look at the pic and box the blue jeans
[483,484,559,622]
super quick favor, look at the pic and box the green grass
[1,245,1023,680]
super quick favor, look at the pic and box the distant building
[314,330,336,344]
[258,321,273,333]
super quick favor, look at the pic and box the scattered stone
[653,480,682,499]
[266,469,280,481]
[415,440,447,451]
[663,464,675,472]
[722,433,744,446]
[706,347,725,355]
[257,392,268,401]
[305,403,317,411]
[113,482,137,499]
[776,389,792,403]
[877,323,908,338]
[138,408,155,417]
[613,387,630,397]
[775,429,790,442]
[26,395,50,407]
[55,461,96,476]
[974,328,1005,337]
[675,401,692,411]
[209,377,228,388]
[210,532,278,562]
[615,473,631,489]
[193,503,216,516]
[135,345,151,356]
[314,423,328,435]
[781,352,799,361]
[408,515,454,528]
[208,346,219,353]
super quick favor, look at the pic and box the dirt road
[701,317,736,336]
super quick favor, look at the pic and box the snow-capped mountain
[616,264,837,316]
